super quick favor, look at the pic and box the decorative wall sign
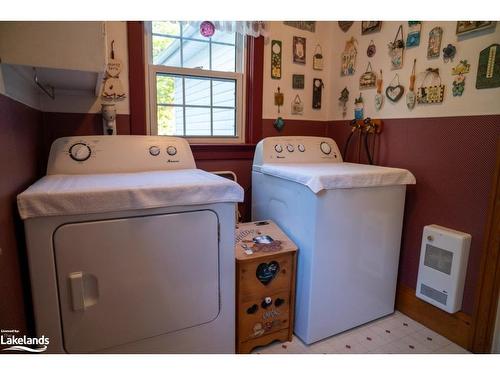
[313,44,324,70]
[375,70,384,110]
[354,94,364,120]
[341,37,357,76]
[284,21,316,33]
[443,44,457,63]
[367,40,376,57]
[256,261,280,285]
[292,74,305,89]
[407,59,417,109]
[274,86,284,113]
[339,87,349,118]
[407,21,422,48]
[102,40,126,100]
[427,27,443,59]
[452,60,471,75]
[291,94,304,115]
[271,40,282,79]
[338,21,354,32]
[359,62,377,89]
[456,21,496,36]
[388,24,405,70]
[385,73,405,102]
[452,73,466,96]
[417,68,445,104]
[362,21,382,35]
[476,44,500,89]
[312,78,324,109]
[293,36,306,64]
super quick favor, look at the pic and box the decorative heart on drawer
[256,261,280,285]
[385,84,404,102]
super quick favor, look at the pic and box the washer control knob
[320,142,332,155]
[69,142,91,162]
[274,144,283,153]
[166,146,177,156]
[286,144,294,152]
[149,146,160,156]
[298,144,305,152]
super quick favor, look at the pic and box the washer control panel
[253,136,342,166]
[47,136,196,175]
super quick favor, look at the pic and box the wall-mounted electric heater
[416,225,471,313]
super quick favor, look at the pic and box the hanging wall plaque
[291,94,304,115]
[274,86,284,113]
[375,70,384,110]
[407,21,422,48]
[388,24,405,70]
[367,40,376,57]
[284,21,316,33]
[312,78,324,109]
[293,36,306,64]
[341,37,357,76]
[359,62,377,89]
[385,73,405,102]
[338,21,354,32]
[292,74,305,89]
[313,44,324,70]
[456,21,496,36]
[452,73,466,96]
[452,60,471,75]
[443,44,457,63]
[339,87,349,118]
[102,40,126,100]
[427,27,443,59]
[406,59,417,109]
[361,21,382,35]
[476,44,500,89]
[417,68,445,104]
[271,40,282,79]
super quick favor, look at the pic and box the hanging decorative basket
[291,94,304,115]
[417,68,445,104]
[388,24,405,70]
[359,62,377,89]
[313,44,324,71]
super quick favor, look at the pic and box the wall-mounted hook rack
[33,68,55,100]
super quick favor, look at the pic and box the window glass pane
[184,77,210,106]
[152,21,180,36]
[182,40,210,69]
[157,106,182,136]
[152,36,181,67]
[156,74,183,105]
[212,79,235,107]
[181,22,206,41]
[211,44,236,72]
[211,31,236,45]
[185,107,211,136]
[213,108,235,136]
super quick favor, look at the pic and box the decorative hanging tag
[312,78,324,109]
[291,94,304,115]
[443,44,457,63]
[452,73,466,96]
[274,87,284,113]
[354,93,364,120]
[339,87,349,118]
[313,44,324,70]
[406,59,417,109]
[385,73,405,102]
[102,40,126,100]
[452,60,471,75]
[271,40,282,79]
[341,37,357,76]
[427,27,443,59]
[367,40,376,57]
[417,68,445,104]
[375,70,384,110]
[359,62,377,89]
[338,21,354,32]
[293,36,306,64]
[388,24,405,70]
[292,74,304,89]
[476,44,500,89]
[406,21,422,48]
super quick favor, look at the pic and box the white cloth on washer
[259,162,416,194]
[17,169,243,219]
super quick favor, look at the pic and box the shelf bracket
[33,68,55,100]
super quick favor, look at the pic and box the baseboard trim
[395,283,472,350]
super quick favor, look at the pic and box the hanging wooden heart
[256,261,280,285]
[386,85,404,102]
[338,21,354,32]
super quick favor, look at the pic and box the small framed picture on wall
[293,36,306,64]
[361,21,382,35]
[292,74,305,89]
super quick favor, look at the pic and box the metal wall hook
[33,68,55,100]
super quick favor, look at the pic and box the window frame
[144,21,246,143]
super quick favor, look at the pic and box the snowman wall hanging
[102,40,126,101]
[354,94,364,120]
[388,24,405,70]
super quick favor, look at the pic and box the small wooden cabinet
[235,220,298,354]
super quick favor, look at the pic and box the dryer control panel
[253,136,342,167]
[47,136,196,175]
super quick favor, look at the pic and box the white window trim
[144,22,246,144]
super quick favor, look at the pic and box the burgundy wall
[0,94,42,333]
[327,116,500,314]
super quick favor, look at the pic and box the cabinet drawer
[238,291,291,343]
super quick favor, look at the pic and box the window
[146,21,245,142]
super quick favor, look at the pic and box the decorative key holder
[417,68,445,104]
[312,78,324,109]
[271,40,282,79]
[360,62,377,89]
[427,27,443,59]
[341,37,357,76]
[388,24,405,70]
[386,73,405,102]
[313,44,324,70]
[291,94,304,115]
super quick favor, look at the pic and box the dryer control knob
[298,144,305,152]
[69,142,91,162]
[274,144,283,153]
[166,146,177,156]
[320,142,332,155]
[286,144,294,152]
[149,146,160,156]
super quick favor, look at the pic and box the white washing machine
[252,136,415,344]
[17,135,243,353]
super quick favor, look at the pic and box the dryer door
[54,210,220,353]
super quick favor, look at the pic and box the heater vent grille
[420,283,448,305]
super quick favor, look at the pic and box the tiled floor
[253,311,470,354]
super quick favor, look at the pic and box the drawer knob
[261,297,273,309]
[246,304,258,314]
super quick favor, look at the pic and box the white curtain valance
[184,21,268,38]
